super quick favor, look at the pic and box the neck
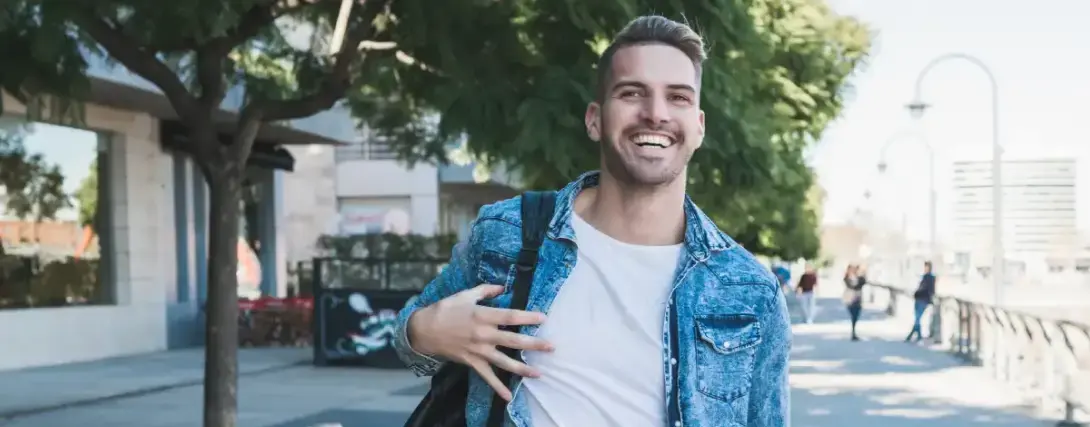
[574,171,687,246]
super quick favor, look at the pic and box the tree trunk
[202,158,244,427]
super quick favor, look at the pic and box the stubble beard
[600,130,691,189]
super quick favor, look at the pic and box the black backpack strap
[486,191,557,427]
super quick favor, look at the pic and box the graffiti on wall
[321,291,419,357]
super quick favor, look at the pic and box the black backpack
[403,191,557,427]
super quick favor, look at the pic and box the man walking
[394,15,791,427]
[905,261,937,342]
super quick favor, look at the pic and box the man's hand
[407,284,552,401]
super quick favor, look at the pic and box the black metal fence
[309,257,447,368]
[868,282,1090,426]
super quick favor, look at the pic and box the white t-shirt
[522,213,682,427]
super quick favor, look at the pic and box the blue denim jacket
[394,171,791,427]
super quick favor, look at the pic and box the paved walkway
[0,298,1064,427]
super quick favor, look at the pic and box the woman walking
[842,264,866,341]
[796,265,819,324]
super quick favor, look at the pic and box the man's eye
[670,94,691,103]
[619,90,642,98]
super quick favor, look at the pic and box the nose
[640,94,670,127]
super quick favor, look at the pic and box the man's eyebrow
[667,83,697,93]
[610,80,696,93]
[610,80,647,92]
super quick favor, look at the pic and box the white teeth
[632,134,671,146]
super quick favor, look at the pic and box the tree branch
[259,0,390,122]
[74,12,198,119]
[232,105,266,167]
[195,48,228,108]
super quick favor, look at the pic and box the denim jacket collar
[548,170,735,261]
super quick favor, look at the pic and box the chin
[620,165,685,187]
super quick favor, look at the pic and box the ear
[585,101,602,142]
[695,109,705,149]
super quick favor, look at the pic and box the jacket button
[674,421,682,427]
[670,358,677,365]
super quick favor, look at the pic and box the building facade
[334,136,522,241]
[0,63,345,371]
[950,158,1079,275]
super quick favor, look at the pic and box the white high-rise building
[951,158,1078,273]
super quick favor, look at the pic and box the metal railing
[868,282,1090,426]
[334,141,397,162]
[309,257,448,292]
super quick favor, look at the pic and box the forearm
[393,231,478,376]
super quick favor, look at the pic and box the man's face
[585,43,705,187]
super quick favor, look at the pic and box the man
[394,15,791,427]
[905,261,936,342]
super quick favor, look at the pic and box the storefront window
[0,118,112,309]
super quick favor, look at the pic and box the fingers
[477,346,540,379]
[481,329,554,353]
[473,306,547,326]
[468,358,512,402]
[467,284,506,301]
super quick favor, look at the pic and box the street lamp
[909,53,1003,307]
[877,130,937,281]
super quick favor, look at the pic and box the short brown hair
[596,15,707,100]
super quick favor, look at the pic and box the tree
[75,158,97,230]
[350,0,871,260]
[1,1,867,424]
[0,125,72,232]
[2,1,402,425]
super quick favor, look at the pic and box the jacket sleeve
[748,287,792,426]
[393,219,482,377]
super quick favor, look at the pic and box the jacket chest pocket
[693,314,762,402]
[476,250,517,307]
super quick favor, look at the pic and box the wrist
[407,306,438,356]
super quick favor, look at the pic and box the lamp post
[908,53,1003,306]
[877,130,937,281]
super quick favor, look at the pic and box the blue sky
[0,121,98,222]
[814,0,1090,241]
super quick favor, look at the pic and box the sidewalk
[790,296,1053,427]
[0,347,309,421]
[0,298,1062,427]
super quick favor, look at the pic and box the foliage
[0,124,71,223]
[2,1,409,424]
[75,158,97,229]
[348,0,871,260]
[315,232,457,260]
[0,1,868,422]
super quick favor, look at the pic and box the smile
[630,133,674,148]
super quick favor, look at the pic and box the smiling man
[395,15,792,427]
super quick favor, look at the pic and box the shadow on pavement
[789,298,1050,426]
[266,409,410,427]
[791,332,943,376]
[789,296,889,326]
[791,385,1044,427]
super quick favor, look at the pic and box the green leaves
[349,0,870,259]
[0,0,868,261]
[0,125,72,222]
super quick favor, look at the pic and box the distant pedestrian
[796,265,819,324]
[773,262,792,293]
[905,261,937,342]
[842,264,866,341]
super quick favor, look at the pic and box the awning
[159,121,296,171]
[88,77,346,146]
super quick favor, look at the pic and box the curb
[0,360,309,423]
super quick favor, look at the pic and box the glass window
[0,117,112,309]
